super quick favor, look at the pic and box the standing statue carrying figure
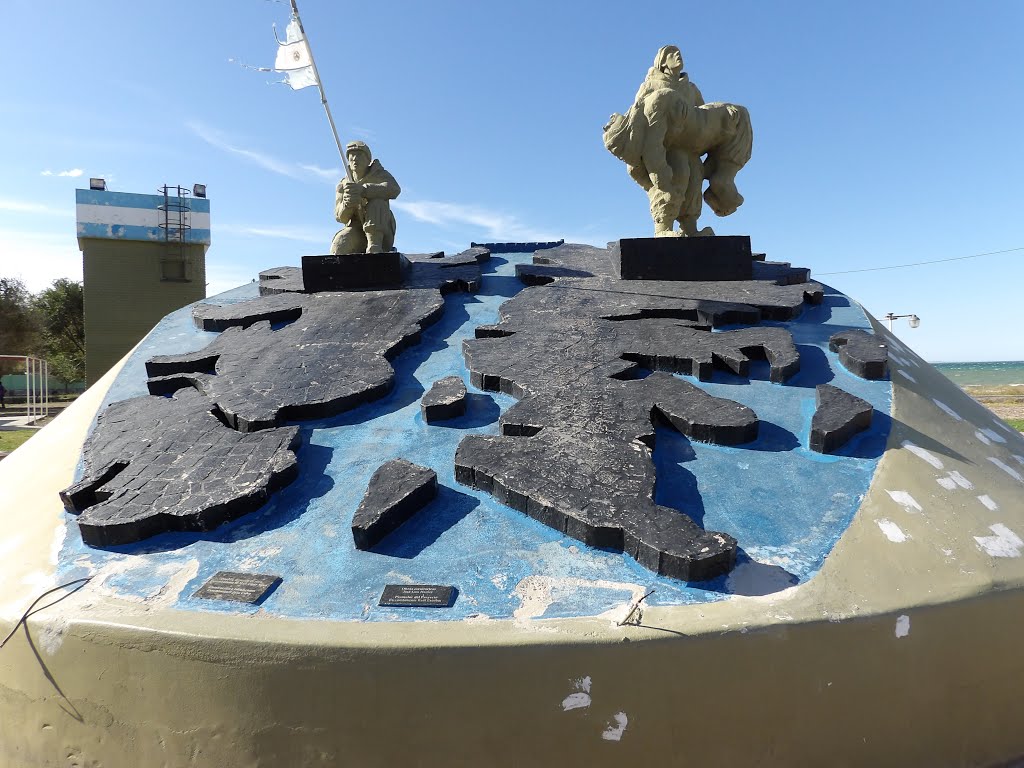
[331,141,401,254]
[604,45,753,238]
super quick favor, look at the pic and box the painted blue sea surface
[933,361,1024,388]
[58,251,891,621]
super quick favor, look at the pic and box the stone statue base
[302,252,408,291]
[614,236,753,281]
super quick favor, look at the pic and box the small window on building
[160,256,191,282]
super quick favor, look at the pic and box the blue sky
[1,0,1021,362]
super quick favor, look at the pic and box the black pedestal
[302,252,407,291]
[614,236,753,281]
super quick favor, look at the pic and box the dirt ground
[963,385,1024,424]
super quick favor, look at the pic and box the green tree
[0,277,40,374]
[33,278,85,390]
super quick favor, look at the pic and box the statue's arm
[691,82,705,107]
[361,169,401,200]
[641,96,673,187]
[335,182,354,224]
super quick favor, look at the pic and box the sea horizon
[931,360,1024,388]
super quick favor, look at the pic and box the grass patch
[1005,418,1024,433]
[0,430,35,453]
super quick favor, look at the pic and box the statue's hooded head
[345,141,373,178]
[653,45,683,77]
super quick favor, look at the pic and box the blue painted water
[58,253,891,621]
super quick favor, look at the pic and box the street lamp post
[884,313,921,332]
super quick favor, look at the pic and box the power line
[815,246,1024,276]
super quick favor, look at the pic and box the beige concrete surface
[1,316,1023,766]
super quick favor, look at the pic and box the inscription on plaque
[193,571,281,604]
[379,584,455,608]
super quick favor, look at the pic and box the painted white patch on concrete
[979,428,1007,445]
[978,495,999,511]
[561,676,593,711]
[602,712,629,741]
[975,524,1024,558]
[1014,455,1024,466]
[895,369,917,383]
[975,430,992,446]
[936,476,957,491]
[877,519,908,543]
[562,692,592,711]
[932,399,963,421]
[989,457,1024,483]
[902,440,944,469]
[491,573,509,591]
[895,615,910,638]
[886,490,923,513]
[947,471,973,490]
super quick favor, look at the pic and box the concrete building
[76,183,210,384]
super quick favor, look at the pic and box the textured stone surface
[147,290,446,432]
[259,247,490,296]
[830,329,889,379]
[614,236,753,281]
[515,243,822,318]
[421,376,467,422]
[60,388,300,546]
[451,239,831,580]
[352,459,438,550]
[810,384,873,454]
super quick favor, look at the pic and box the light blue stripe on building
[75,189,211,213]
[77,222,212,244]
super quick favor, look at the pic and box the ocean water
[933,361,1024,388]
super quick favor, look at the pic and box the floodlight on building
[89,178,106,191]
[193,184,207,198]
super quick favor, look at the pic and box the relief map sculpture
[59,46,886,585]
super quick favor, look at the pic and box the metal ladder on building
[157,185,192,281]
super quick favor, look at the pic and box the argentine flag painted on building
[274,18,318,90]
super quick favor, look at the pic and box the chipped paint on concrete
[974,524,1024,558]
[886,490,923,513]
[602,712,629,741]
[936,471,973,491]
[932,399,963,421]
[902,440,944,469]
[979,428,1007,445]
[513,575,645,626]
[561,676,593,711]
[895,614,910,638]
[988,457,1023,483]
[877,519,908,543]
[978,495,999,512]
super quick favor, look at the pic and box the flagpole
[289,0,351,180]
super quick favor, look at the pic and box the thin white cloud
[186,120,337,183]
[394,199,603,245]
[41,168,84,178]
[219,222,328,243]
[298,163,341,181]
[0,199,72,217]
